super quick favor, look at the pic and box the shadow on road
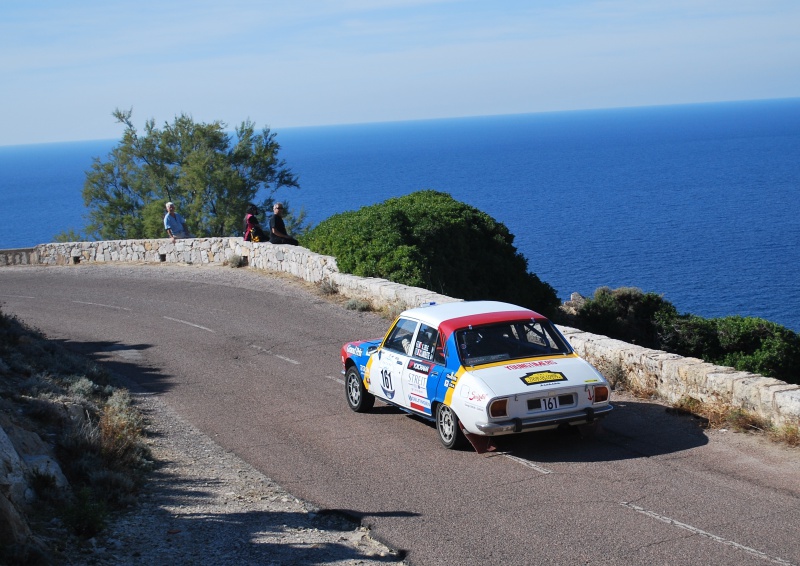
[52,338,176,394]
[113,465,408,564]
[491,396,709,463]
[408,394,708,463]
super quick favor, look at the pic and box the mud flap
[464,432,496,454]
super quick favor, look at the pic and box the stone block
[772,388,800,426]
[731,374,779,413]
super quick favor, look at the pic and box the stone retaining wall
[2,238,798,427]
[0,248,36,266]
[560,327,800,428]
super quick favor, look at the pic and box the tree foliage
[82,109,299,240]
[575,287,800,384]
[301,190,560,316]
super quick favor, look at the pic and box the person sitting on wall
[164,202,191,242]
[269,202,299,245]
[243,204,268,242]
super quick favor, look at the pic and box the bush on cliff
[300,190,560,316]
[574,287,677,349]
[575,287,800,384]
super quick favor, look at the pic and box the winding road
[1,263,798,566]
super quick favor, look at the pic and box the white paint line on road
[325,375,345,385]
[73,300,131,311]
[249,345,300,365]
[621,502,796,566]
[163,316,215,333]
[500,453,553,474]
[0,294,36,299]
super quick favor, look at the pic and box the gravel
[61,390,406,565]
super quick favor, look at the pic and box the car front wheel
[436,403,466,449]
[345,366,374,413]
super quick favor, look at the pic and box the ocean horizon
[1,99,799,332]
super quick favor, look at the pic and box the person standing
[269,202,299,245]
[164,202,191,242]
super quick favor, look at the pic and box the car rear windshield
[455,319,571,366]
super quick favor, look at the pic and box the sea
[1,99,799,332]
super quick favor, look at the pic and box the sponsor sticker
[520,371,568,386]
[506,359,557,370]
[408,372,428,394]
[346,344,363,357]
[407,359,432,374]
[409,394,431,412]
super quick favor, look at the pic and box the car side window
[413,324,441,362]
[384,318,418,355]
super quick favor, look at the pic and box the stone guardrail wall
[1,238,798,427]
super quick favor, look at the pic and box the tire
[436,403,467,449]
[345,365,374,413]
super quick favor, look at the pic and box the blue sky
[1,0,798,146]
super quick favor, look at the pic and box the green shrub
[62,487,107,537]
[575,287,800,384]
[712,316,800,383]
[301,190,559,316]
[657,313,721,360]
[575,287,677,348]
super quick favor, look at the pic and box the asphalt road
[1,264,798,566]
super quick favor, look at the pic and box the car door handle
[396,360,403,365]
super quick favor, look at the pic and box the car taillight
[489,399,508,418]
[594,385,609,403]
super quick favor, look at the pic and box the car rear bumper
[475,404,613,435]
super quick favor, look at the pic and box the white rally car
[341,301,612,452]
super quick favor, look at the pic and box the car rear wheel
[436,404,467,449]
[345,366,374,413]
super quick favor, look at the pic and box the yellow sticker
[520,371,567,385]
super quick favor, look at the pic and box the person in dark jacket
[269,202,299,245]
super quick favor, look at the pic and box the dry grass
[226,254,246,268]
[345,298,373,312]
[588,355,797,449]
[594,358,657,399]
[317,278,339,296]
[0,306,150,550]
[769,423,800,447]
[670,396,798,447]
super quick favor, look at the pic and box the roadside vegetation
[0,307,150,564]
[569,286,800,385]
[670,396,799,446]
[300,190,561,317]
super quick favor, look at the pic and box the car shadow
[491,396,709,463]
[409,395,709,462]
